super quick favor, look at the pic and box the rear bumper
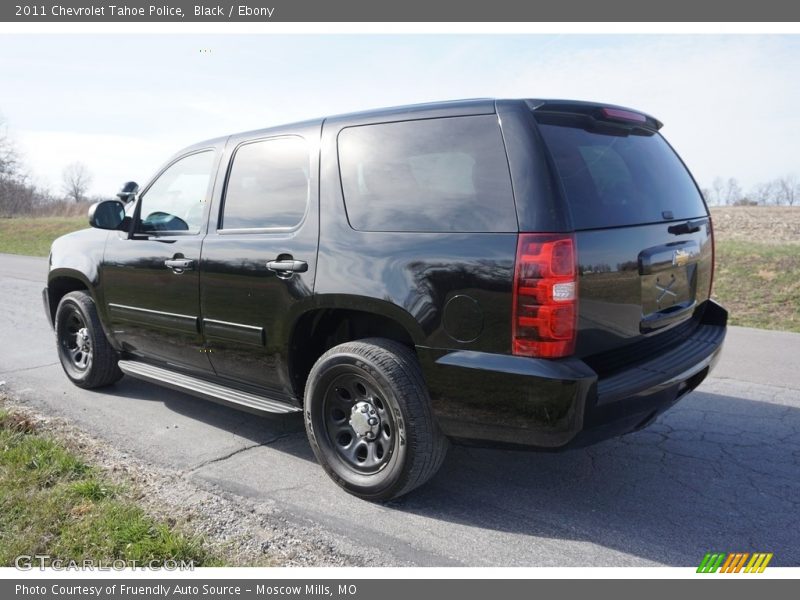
[418,300,727,449]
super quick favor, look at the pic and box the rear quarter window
[536,119,707,230]
[337,115,517,233]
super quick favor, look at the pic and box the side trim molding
[203,318,265,346]
[108,303,198,334]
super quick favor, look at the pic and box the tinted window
[338,115,517,232]
[536,120,706,229]
[222,137,309,230]
[138,151,215,233]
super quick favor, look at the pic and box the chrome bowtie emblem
[672,249,691,267]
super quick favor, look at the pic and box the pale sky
[1,34,798,197]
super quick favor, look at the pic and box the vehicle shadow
[98,376,309,447]
[393,389,800,566]
[100,379,799,566]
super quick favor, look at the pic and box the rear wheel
[304,338,448,501]
[55,291,123,389]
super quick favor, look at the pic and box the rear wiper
[667,219,704,235]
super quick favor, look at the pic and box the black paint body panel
[45,98,728,449]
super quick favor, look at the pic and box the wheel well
[47,277,88,322]
[289,309,416,401]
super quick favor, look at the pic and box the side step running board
[118,360,301,415]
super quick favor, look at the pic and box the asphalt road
[1,252,798,567]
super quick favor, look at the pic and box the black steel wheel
[54,291,123,389]
[323,371,398,474]
[58,308,93,373]
[305,338,448,501]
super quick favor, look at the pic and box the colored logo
[672,248,691,267]
[697,552,773,573]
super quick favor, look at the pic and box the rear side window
[221,136,309,230]
[337,115,517,232]
[536,120,706,230]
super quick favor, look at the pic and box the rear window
[337,115,517,233]
[536,120,706,230]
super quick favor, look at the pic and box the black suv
[44,99,727,500]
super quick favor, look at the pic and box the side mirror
[116,181,139,204]
[88,199,126,230]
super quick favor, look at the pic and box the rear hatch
[531,102,713,370]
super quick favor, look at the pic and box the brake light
[601,107,647,123]
[512,233,578,358]
[708,217,716,298]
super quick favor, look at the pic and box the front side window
[221,137,310,230]
[138,150,216,233]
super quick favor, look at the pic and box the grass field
[0,217,87,256]
[0,406,216,567]
[713,240,800,332]
[0,208,798,332]
[710,207,800,333]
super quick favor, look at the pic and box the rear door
[199,127,319,399]
[531,106,713,360]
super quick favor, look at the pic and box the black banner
[3,0,800,22]
[4,579,798,600]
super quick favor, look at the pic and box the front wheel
[55,291,123,389]
[304,338,448,501]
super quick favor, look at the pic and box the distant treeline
[700,176,798,207]
[1,117,98,218]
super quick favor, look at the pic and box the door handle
[266,259,308,278]
[668,219,703,235]
[164,258,194,273]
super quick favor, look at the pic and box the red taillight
[708,217,716,298]
[512,233,578,358]
[601,107,647,123]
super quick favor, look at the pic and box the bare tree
[794,179,800,207]
[776,175,798,206]
[1,113,96,217]
[0,117,20,181]
[750,180,775,206]
[0,116,35,217]
[62,161,93,203]
[723,177,743,206]
[711,177,725,206]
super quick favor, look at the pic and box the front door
[102,148,220,374]
[199,132,319,399]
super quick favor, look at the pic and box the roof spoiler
[526,99,663,132]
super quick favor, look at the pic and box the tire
[54,290,123,389]
[304,338,448,501]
